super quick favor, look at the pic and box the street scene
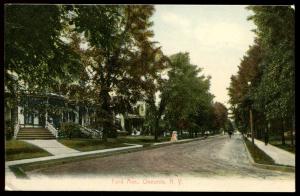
[4,4,295,192]
[27,134,292,177]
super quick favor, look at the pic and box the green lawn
[58,139,129,152]
[257,137,295,154]
[244,138,275,165]
[271,143,295,154]
[5,140,52,161]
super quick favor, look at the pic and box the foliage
[69,5,168,141]
[225,120,234,133]
[228,6,295,144]
[212,102,228,132]
[5,5,82,94]
[155,52,216,137]
[59,122,84,139]
[5,119,14,140]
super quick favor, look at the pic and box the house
[5,73,147,139]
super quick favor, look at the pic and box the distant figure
[264,130,269,145]
[170,131,178,142]
[228,131,233,139]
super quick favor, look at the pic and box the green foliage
[225,120,234,133]
[228,6,294,143]
[5,5,82,94]
[107,129,118,138]
[161,52,215,135]
[247,6,294,120]
[70,5,168,141]
[5,119,14,140]
[212,102,228,132]
[59,122,84,139]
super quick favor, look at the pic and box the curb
[243,137,295,173]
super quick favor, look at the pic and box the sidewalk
[6,144,143,167]
[250,138,295,167]
[22,140,79,155]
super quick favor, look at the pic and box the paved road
[7,133,294,191]
[28,134,294,179]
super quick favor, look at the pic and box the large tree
[163,52,214,137]
[4,5,82,137]
[71,5,168,141]
[212,102,228,134]
[228,6,295,145]
[247,6,295,145]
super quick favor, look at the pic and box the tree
[247,6,294,145]
[4,5,83,136]
[212,102,228,133]
[228,40,263,136]
[163,52,214,137]
[71,5,168,141]
[229,6,295,145]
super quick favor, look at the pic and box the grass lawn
[244,138,275,165]
[5,140,52,161]
[271,143,295,154]
[58,139,129,152]
[257,137,295,154]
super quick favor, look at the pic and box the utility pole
[250,108,254,144]
[247,81,254,144]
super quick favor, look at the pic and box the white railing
[13,119,20,139]
[46,121,58,138]
[80,125,102,139]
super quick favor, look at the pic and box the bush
[5,120,14,140]
[59,122,83,139]
[107,129,118,138]
[117,130,128,136]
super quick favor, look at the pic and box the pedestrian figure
[228,131,232,139]
[264,130,269,145]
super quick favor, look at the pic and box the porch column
[75,106,79,124]
[87,107,89,126]
[45,97,48,124]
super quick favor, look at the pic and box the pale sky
[151,5,256,108]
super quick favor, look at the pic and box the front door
[39,113,46,127]
[24,111,34,126]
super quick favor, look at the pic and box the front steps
[17,128,56,140]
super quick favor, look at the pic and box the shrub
[59,122,83,139]
[108,129,118,138]
[5,120,14,140]
[117,130,128,136]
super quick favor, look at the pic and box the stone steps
[17,128,56,140]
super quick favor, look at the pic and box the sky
[151,5,256,108]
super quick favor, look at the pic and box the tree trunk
[291,114,294,145]
[10,107,18,139]
[281,119,286,145]
[99,88,112,142]
[154,116,159,141]
[249,109,254,144]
